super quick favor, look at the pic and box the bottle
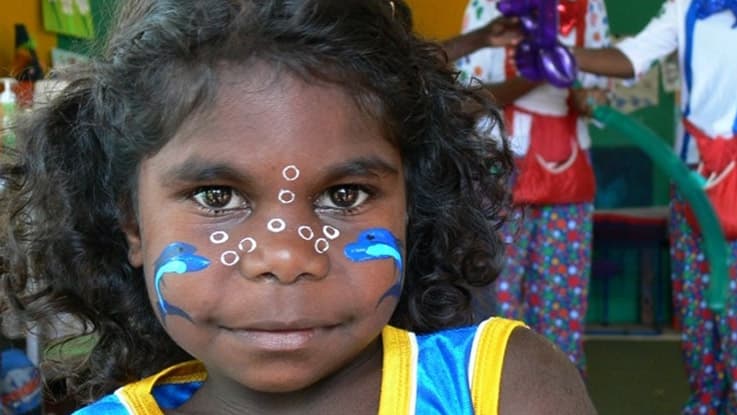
[1,77,18,150]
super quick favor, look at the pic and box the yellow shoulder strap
[378,325,417,415]
[118,360,206,414]
[469,318,526,415]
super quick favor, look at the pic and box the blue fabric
[684,0,699,119]
[73,382,203,414]
[681,0,700,160]
[682,0,737,160]
[415,325,477,415]
[1,348,43,414]
[151,381,203,410]
[695,0,737,25]
[74,394,129,414]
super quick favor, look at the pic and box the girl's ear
[120,214,144,267]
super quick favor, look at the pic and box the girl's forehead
[149,69,401,183]
[172,64,388,143]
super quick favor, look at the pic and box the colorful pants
[670,193,737,415]
[494,203,593,373]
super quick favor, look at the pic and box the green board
[42,0,95,40]
[590,0,676,207]
[586,0,676,326]
[56,0,116,56]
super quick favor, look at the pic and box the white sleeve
[460,0,502,34]
[578,0,613,88]
[454,0,506,85]
[615,0,679,77]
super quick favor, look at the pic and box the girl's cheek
[343,227,405,305]
[147,241,213,323]
[343,227,403,272]
[146,224,407,327]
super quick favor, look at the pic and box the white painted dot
[322,225,340,240]
[282,165,300,181]
[298,225,314,240]
[238,237,257,253]
[210,231,229,244]
[315,238,329,254]
[278,189,296,204]
[221,250,240,266]
[267,218,286,233]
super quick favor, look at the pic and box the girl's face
[123,68,406,394]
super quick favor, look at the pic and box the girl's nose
[235,217,332,284]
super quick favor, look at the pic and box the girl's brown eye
[191,186,248,213]
[315,184,372,213]
[201,187,232,208]
[331,186,361,208]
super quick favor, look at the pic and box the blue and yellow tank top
[74,317,525,415]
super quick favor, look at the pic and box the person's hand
[480,16,523,47]
[570,87,610,117]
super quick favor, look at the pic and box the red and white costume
[616,1,737,413]
[456,0,611,374]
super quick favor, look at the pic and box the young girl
[0,1,595,414]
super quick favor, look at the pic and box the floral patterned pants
[671,193,737,415]
[494,203,593,374]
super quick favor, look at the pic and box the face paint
[237,237,257,253]
[314,238,330,254]
[267,218,286,233]
[322,225,340,240]
[344,228,404,304]
[282,165,300,181]
[298,225,314,240]
[153,242,211,324]
[344,228,402,270]
[219,164,346,267]
[278,189,296,204]
[221,250,240,266]
[209,231,229,244]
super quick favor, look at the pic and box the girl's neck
[170,340,383,415]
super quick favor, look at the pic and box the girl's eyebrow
[159,157,255,186]
[159,155,399,186]
[320,156,400,182]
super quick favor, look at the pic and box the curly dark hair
[0,0,513,402]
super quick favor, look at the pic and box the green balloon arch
[592,106,728,311]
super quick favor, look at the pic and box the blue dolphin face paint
[344,228,404,304]
[155,242,197,269]
[153,242,211,324]
[344,228,403,271]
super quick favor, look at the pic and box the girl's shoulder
[72,361,205,415]
[498,326,597,414]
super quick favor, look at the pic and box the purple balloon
[515,41,544,82]
[537,0,559,47]
[520,16,538,33]
[497,0,578,87]
[497,0,536,16]
[538,44,578,88]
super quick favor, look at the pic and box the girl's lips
[223,321,340,351]
[235,328,317,350]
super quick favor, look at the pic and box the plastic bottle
[1,77,18,150]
